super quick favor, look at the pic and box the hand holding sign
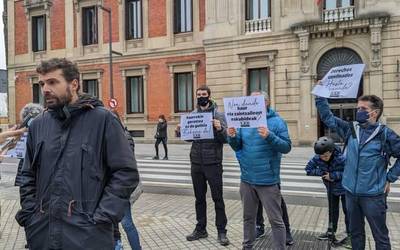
[213,119,222,131]
[6,132,28,159]
[257,127,269,139]
[312,64,365,99]
[227,127,237,138]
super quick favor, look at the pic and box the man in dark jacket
[176,85,229,246]
[15,58,139,250]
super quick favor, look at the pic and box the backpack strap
[342,121,357,154]
[380,125,391,166]
[349,121,357,139]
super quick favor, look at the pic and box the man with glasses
[315,85,400,250]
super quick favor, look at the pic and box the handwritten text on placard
[224,95,267,128]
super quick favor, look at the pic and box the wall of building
[203,0,400,145]
[7,0,400,144]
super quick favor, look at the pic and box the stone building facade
[6,0,400,144]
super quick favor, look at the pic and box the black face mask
[197,96,209,107]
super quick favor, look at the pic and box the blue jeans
[346,191,391,250]
[121,203,142,250]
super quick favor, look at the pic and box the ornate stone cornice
[292,15,390,69]
[238,50,278,64]
[23,0,52,18]
[73,0,103,12]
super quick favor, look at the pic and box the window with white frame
[324,0,353,9]
[126,0,143,40]
[32,15,46,52]
[247,68,269,95]
[174,72,193,112]
[126,76,144,114]
[323,0,355,23]
[82,6,98,45]
[82,79,99,97]
[245,0,271,20]
[32,83,44,104]
[174,0,193,33]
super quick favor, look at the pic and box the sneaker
[317,232,330,241]
[218,232,230,246]
[255,226,265,240]
[186,230,208,241]
[330,235,339,245]
[332,236,352,249]
[163,156,168,160]
[286,231,294,246]
[152,156,159,160]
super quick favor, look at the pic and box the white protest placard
[312,64,365,99]
[180,113,214,140]
[0,93,8,117]
[6,132,28,159]
[223,95,267,128]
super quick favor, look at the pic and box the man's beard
[44,88,73,110]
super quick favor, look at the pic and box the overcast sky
[0,1,6,70]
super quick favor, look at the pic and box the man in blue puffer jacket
[228,91,291,250]
[315,90,400,250]
[235,150,294,245]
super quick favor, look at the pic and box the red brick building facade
[9,0,206,140]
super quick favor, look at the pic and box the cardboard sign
[223,95,267,128]
[312,64,365,99]
[180,113,214,140]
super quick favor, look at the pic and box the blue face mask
[356,110,370,124]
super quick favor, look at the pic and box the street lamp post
[98,5,123,102]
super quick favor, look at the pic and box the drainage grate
[254,229,330,250]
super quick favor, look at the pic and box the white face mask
[159,119,163,123]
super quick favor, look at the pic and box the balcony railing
[323,6,355,23]
[245,18,272,33]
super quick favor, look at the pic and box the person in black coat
[153,114,168,160]
[15,58,139,250]
[175,86,230,246]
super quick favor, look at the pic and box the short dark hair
[358,95,384,120]
[159,114,166,120]
[196,85,211,96]
[36,58,80,91]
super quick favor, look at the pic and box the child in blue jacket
[305,137,350,246]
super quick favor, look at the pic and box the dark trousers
[191,163,227,233]
[327,191,349,234]
[241,183,286,250]
[155,138,168,157]
[346,191,391,250]
[256,197,291,233]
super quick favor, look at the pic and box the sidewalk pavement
[1,145,399,249]
[2,191,400,249]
